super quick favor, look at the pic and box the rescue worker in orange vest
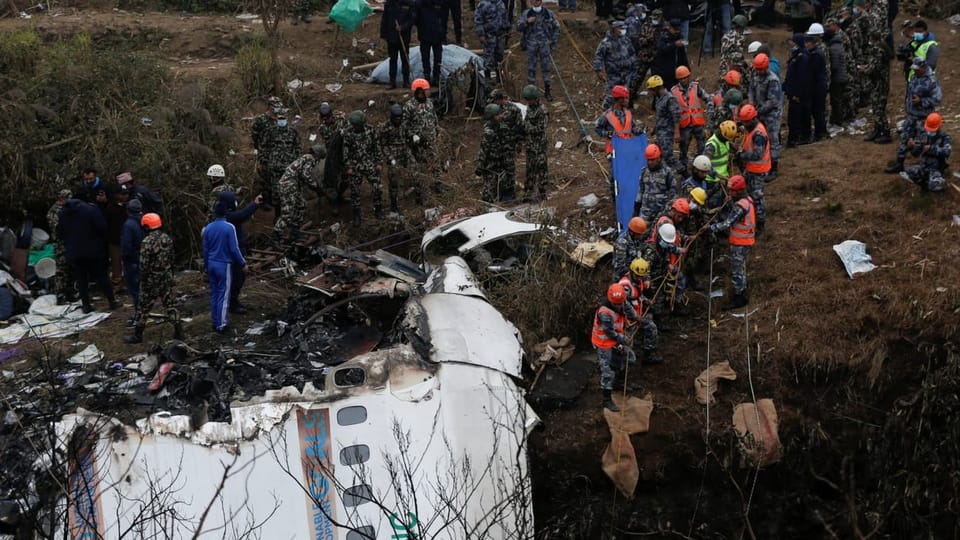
[595,84,644,198]
[670,65,711,175]
[619,257,663,366]
[592,283,639,411]
[736,104,769,233]
[634,143,678,221]
[612,216,649,279]
[704,174,755,309]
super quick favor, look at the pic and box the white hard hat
[658,223,677,244]
[206,164,225,178]
[692,155,711,172]
[806,22,824,35]
[747,40,762,54]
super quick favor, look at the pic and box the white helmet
[806,22,824,36]
[206,164,225,178]
[658,223,677,244]
[747,40,762,54]
[692,155,711,172]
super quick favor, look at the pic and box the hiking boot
[123,326,144,344]
[81,303,94,314]
[884,159,904,173]
[126,316,137,329]
[642,351,664,365]
[56,294,68,305]
[229,303,248,315]
[874,130,893,144]
[862,128,879,142]
[544,82,553,101]
[602,390,619,412]
[109,299,123,310]
[722,292,749,310]
[374,205,385,220]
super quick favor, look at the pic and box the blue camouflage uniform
[475,0,509,74]
[749,69,783,163]
[653,91,681,167]
[904,130,950,192]
[897,69,942,161]
[516,4,560,86]
[594,25,638,109]
[635,163,678,222]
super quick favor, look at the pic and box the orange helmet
[723,70,741,86]
[645,144,662,159]
[607,283,627,305]
[728,175,747,191]
[141,212,162,230]
[753,53,770,70]
[628,217,648,235]
[411,78,430,92]
[739,104,758,122]
[925,112,942,131]
[675,65,691,79]
[671,198,690,215]
[611,85,630,99]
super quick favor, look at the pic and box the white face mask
[532,5,542,12]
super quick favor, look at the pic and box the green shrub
[235,35,275,97]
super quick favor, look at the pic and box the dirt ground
[3,3,960,537]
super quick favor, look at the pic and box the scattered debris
[570,240,613,268]
[577,193,600,208]
[732,399,783,467]
[833,240,877,279]
[694,361,737,404]
[601,395,654,498]
[66,344,103,365]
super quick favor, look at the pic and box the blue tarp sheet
[367,45,483,84]
[611,134,647,234]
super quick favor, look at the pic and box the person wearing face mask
[594,21,638,109]
[900,112,950,192]
[907,20,938,79]
[884,57,941,174]
[516,0,559,100]
[631,8,661,99]
[258,108,301,221]
[654,19,688,90]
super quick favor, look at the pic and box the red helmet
[728,175,747,191]
[738,104,758,122]
[411,78,430,92]
[752,53,770,70]
[628,217,648,235]
[644,144,662,159]
[925,112,942,131]
[723,70,741,86]
[671,198,690,215]
[141,213,162,230]
[611,85,630,99]
[607,283,627,304]
[675,65,691,79]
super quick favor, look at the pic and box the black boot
[722,290,749,310]
[602,390,619,412]
[874,129,893,144]
[884,159,904,173]
[123,325,144,344]
[544,82,553,101]
[642,350,664,365]
[374,204,384,220]
[862,127,879,142]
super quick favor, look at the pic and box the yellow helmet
[630,258,650,277]
[646,75,664,89]
[719,120,738,141]
[689,187,707,206]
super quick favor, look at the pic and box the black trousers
[787,98,812,144]
[71,256,115,307]
[387,40,411,85]
[420,41,443,84]
[812,89,827,137]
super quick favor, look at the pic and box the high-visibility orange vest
[604,109,633,154]
[647,216,681,267]
[742,122,771,174]
[671,82,706,128]
[729,197,756,246]
[591,305,625,349]
[712,91,723,108]
[618,274,644,318]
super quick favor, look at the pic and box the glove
[615,344,626,353]
[412,134,421,144]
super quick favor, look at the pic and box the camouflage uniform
[475,0,509,73]
[133,229,176,331]
[46,200,75,300]
[274,154,318,242]
[631,12,660,95]
[708,195,754,295]
[595,301,638,391]
[342,125,384,216]
[208,182,238,217]
[403,96,439,172]
[706,86,737,134]
[635,163,677,222]
[638,236,685,316]
[653,91,681,167]
[318,114,346,146]
[477,117,517,202]
[259,123,301,211]
[847,10,868,109]
[896,70,941,161]
[861,7,892,134]
[719,28,746,77]
[738,125,769,225]
[594,30,638,109]
[612,232,647,279]
[618,273,659,356]
[251,113,273,153]
[903,130,950,191]
[516,5,559,85]
[523,100,549,200]
[379,117,417,210]
[748,70,783,162]
[673,80,711,173]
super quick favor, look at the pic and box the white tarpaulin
[0,295,111,344]
[367,44,483,84]
[833,240,877,279]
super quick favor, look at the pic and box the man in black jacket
[381,0,417,89]
[416,0,447,85]
[58,198,121,313]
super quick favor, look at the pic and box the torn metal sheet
[420,256,486,299]
[55,257,538,539]
[421,210,544,269]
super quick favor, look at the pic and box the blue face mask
[913,32,924,40]
[277,119,288,127]
[926,130,936,137]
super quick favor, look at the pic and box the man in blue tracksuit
[203,192,247,333]
[120,199,145,327]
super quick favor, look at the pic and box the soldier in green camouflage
[719,15,749,79]
[476,104,517,202]
[403,79,439,174]
[272,145,325,248]
[206,164,236,218]
[258,108,301,217]
[251,96,283,153]
[342,111,384,225]
[318,102,346,146]
[521,85,549,201]
[47,189,75,304]
[124,213,178,344]
[490,89,525,147]
[379,103,417,213]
